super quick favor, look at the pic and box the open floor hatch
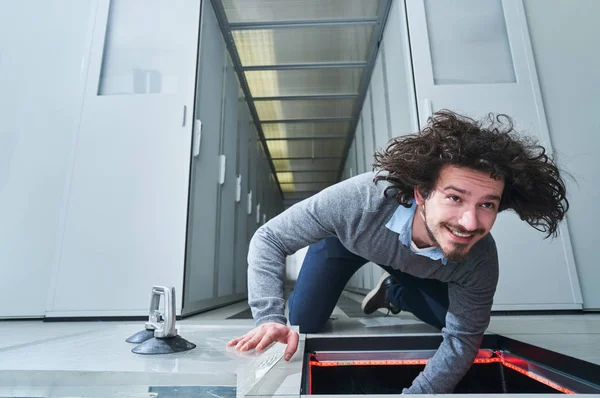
[303,335,600,395]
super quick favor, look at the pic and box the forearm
[405,261,497,394]
[247,226,289,325]
[403,329,482,393]
[246,179,357,325]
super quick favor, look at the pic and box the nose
[458,208,478,231]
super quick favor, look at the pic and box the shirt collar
[385,200,448,265]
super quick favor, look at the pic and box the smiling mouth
[444,226,476,241]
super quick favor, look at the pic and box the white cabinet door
[47,0,200,317]
[406,0,582,309]
[234,100,250,295]
[216,60,240,298]
[182,0,226,315]
[0,1,95,318]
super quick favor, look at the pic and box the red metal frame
[308,350,575,394]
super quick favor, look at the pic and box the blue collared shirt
[385,200,448,265]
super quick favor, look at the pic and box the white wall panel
[524,0,600,309]
[361,90,376,172]
[370,52,391,150]
[355,118,366,174]
[382,0,419,136]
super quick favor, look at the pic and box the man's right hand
[226,322,299,361]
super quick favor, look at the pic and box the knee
[288,300,328,333]
[289,314,326,333]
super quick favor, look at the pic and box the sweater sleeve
[404,240,499,393]
[247,174,367,326]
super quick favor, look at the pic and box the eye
[448,195,461,202]
[481,202,497,210]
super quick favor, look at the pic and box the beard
[422,206,481,262]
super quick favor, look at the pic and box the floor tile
[500,333,600,365]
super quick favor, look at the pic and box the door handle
[247,191,253,215]
[236,175,242,203]
[193,119,202,158]
[218,155,226,185]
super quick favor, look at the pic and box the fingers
[227,336,242,347]
[237,332,263,351]
[256,331,277,351]
[284,331,299,361]
[227,331,255,349]
[226,323,298,358]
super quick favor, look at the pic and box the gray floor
[1,292,599,397]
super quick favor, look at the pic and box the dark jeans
[288,236,450,333]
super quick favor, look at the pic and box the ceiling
[211,0,392,207]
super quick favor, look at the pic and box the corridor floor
[1,291,599,397]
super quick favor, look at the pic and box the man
[227,110,568,393]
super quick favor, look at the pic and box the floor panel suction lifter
[126,285,196,354]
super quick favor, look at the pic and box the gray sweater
[247,172,499,394]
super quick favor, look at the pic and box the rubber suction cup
[126,329,155,344]
[131,335,196,355]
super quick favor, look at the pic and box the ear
[414,186,426,206]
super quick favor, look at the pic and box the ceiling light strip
[261,117,355,124]
[284,191,323,194]
[230,18,378,30]
[254,94,359,101]
[271,156,343,160]
[266,137,347,141]
[277,170,340,173]
[210,0,284,198]
[279,182,336,185]
[243,62,367,71]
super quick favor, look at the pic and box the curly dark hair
[373,110,569,238]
